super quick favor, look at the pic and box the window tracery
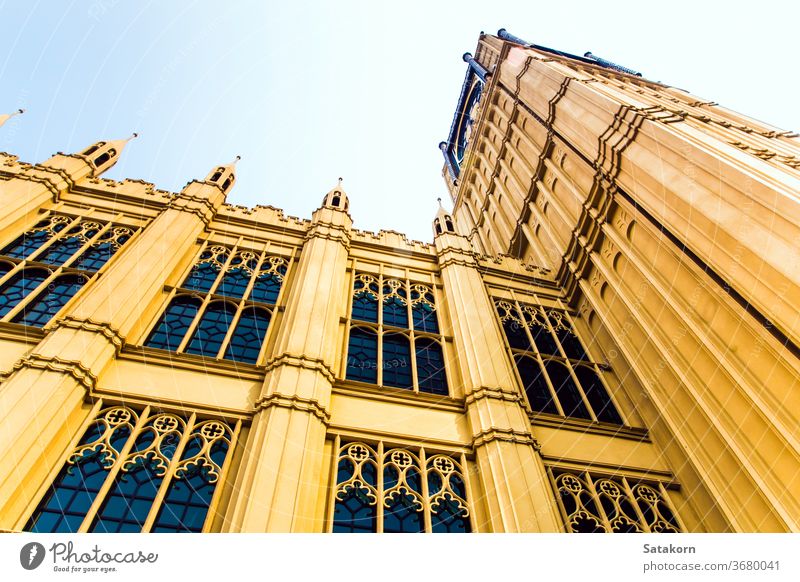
[331,439,471,533]
[0,214,135,327]
[495,299,623,424]
[346,272,448,395]
[25,405,239,533]
[144,244,289,365]
[548,468,683,533]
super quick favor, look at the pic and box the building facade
[0,29,798,533]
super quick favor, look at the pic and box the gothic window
[143,244,288,365]
[25,405,239,533]
[548,467,683,533]
[330,438,472,533]
[346,273,449,396]
[495,300,623,425]
[0,214,134,327]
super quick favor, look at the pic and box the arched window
[13,273,88,327]
[184,301,237,358]
[224,306,271,364]
[73,228,132,272]
[382,333,412,389]
[331,441,471,533]
[26,406,240,533]
[0,268,49,318]
[347,273,448,395]
[144,246,287,364]
[145,296,202,352]
[495,300,623,424]
[1,217,68,259]
[346,327,378,384]
[415,338,447,395]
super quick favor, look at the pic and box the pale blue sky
[1,1,797,242]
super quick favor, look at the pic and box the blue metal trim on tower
[584,52,642,77]
[439,141,458,181]
[462,52,489,82]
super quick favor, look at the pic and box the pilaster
[435,231,562,532]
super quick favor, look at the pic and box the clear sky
[1,1,797,242]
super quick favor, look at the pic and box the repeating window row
[496,300,622,424]
[26,405,238,533]
[0,215,133,327]
[549,468,683,533]
[145,245,287,364]
[331,439,471,533]
[346,273,448,395]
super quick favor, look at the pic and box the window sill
[333,380,464,412]
[529,412,650,441]
[120,345,266,381]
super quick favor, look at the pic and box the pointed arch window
[0,214,135,327]
[495,299,624,425]
[346,272,450,396]
[143,244,289,365]
[25,405,241,533]
[330,438,472,533]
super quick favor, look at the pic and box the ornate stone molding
[255,393,331,425]
[304,222,351,249]
[464,385,523,406]
[51,315,126,355]
[0,353,97,392]
[471,426,541,450]
[167,191,217,225]
[262,353,337,384]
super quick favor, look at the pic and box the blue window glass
[544,360,591,420]
[515,355,558,415]
[12,273,87,327]
[351,291,378,323]
[412,303,439,333]
[91,417,183,533]
[217,267,251,299]
[428,471,471,533]
[1,219,66,259]
[382,288,408,328]
[574,365,622,424]
[184,301,236,358]
[223,306,270,364]
[415,338,448,395]
[145,296,202,352]
[35,226,98,266]
[0,268,49,318]
[152,426,231,533]
[346,327,378,383]
[382,333,412,389]
[25,419,133,533]
[249,272,282,304]
[383,463,423,533]
[332,455,377,533]
[181,261,221,293]
[0,261,12,279]
[73,242,117,272]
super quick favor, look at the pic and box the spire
[205,155,240,193]
[79,132,138,176]
[0,108,24,129]
[433,197,456,237]
[322,177,349,211]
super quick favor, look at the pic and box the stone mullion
[202,419,242,533]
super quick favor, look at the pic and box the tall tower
[440,30,800,532]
